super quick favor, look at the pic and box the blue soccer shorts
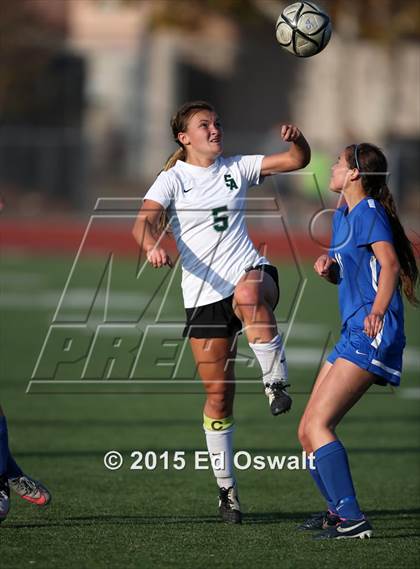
[327,308,405,386]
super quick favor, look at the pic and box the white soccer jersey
[144,155,269,308]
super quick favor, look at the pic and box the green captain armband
[203,414,234,431]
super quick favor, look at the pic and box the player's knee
[304,413,322,435]
[304,412,333,441]
[206,391,234,416]
[297,420,309,450]
[298,420,314,453]
[234,284,261,314]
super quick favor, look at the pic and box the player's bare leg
[296,362,343,530]
[301,359,375,451]
[298,362,333,454]
[233,270,291,415]
[233,269,278,343]
[298,360,375,537]
[189,337,241,523]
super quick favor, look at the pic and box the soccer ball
[276,2,332,58]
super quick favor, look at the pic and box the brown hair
[156,100,216,233]
[345,143,418,305]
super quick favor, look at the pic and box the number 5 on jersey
[212,206,228,232]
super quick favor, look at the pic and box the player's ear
[178,132,190,146]
[349,168,361,181]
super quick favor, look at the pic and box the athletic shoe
[9,475,51,506]
[313,518,373,540]
[297,510,340,530]
[0,475,10,523]
[218,484,242,524]
[264,381,292,415]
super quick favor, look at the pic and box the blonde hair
[163,147,186,171]
[156,100,216,234]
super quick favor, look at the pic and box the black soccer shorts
[182,264,279,339]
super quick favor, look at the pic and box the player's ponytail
[155,100,216,235]
[346,143,419,305]
[377,182,419,305]
[163,147,186,171]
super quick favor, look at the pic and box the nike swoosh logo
[336,521,366,533]
[183,188,193,193]
[22,495,48,505]
[356,350,367,355]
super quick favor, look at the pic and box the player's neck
[185,151,217,168]
[343,187,366,212]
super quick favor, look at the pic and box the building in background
[0,0,418,225]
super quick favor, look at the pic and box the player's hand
[364,312,384,338]
[314,254,335,278]
[281,124,301,143]
[146,246,173,268]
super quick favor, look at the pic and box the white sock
[204,426,235,489]
[249,334,288,386]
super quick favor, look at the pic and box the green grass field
[1,253,419,568]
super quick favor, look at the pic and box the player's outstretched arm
[261,125,311,176]
[314,254,339,284]
[132,199,173,268]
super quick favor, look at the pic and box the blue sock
[315,440,364,520]
[0,416,9,476]
[306,457,338,515]
[7,454,23,479]
[0,416,24,478]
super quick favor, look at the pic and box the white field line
[27,312,329,342]
[398,388,420,399]
[0,272,45,285]
[0,290,328,336]
[51,315,326,331]
[32,322,420,372]
[0,290,151,310]
[2,291,419,371]
[0,289,326,330]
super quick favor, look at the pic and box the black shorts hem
[182,264,279,339]
[183,327,241,339]
[182,294,242,339]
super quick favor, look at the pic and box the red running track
[0,218,329,260]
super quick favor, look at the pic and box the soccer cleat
[264,381,292,415]
[297,510,341,530]
[9,475,51,506]
[313,518,373,540]
[218,484,242,524]
[0,475,10,523]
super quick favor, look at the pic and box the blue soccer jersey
[327,197,405,385]
[329,197,403,328]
